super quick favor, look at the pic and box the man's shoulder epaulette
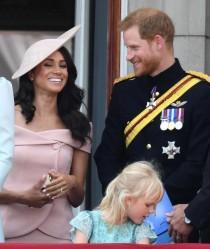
[114,72,135,84]
[187,70,210,83]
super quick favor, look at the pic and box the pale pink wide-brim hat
[12,25,80,79]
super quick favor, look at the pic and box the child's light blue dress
[70,210,157,243]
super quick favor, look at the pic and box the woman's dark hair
[15,46,91,145]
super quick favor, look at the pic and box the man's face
[123,25,160,77]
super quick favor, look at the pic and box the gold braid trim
[114,71,210,84]
[187,70,210,83]
[114,72,135,84]
[125,75,201,147]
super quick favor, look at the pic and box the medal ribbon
[124,75,201,148]
[170,108,175,124]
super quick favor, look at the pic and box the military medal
[175,121,183,130]
[175,108,184,130]
[168,122,175,130]
[168,108,175,130]
[146,86,157,109]
[160,109,168,131]
[160,121,168,131]
[162,141,180,159]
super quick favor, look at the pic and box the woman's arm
[67,149,89,206]
[0,78,14,188]
[0,177,51,207]
[46,149,89,207]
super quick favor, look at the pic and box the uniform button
[146,144,152,150]
[156,92,160,97]
[53,143,61,150]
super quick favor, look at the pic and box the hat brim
[12,25,80,79]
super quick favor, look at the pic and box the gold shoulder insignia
[114,72,135,84]
[187,70,210,83]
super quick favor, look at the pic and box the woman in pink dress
[0,26,92,242]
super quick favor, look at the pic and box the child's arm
[136,238,150,244]
[73,229,88,243]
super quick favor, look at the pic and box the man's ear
[153,34,164,50]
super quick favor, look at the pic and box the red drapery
[0,243,209,249]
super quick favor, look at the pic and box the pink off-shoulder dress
[0,125,91,242]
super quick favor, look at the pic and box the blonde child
[70,161,164,244]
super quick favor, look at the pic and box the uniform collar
[148,58,186,88]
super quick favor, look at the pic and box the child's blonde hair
[98,161,164,226]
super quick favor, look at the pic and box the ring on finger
[60,187,63,193]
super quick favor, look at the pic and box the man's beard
[133,56,160,77]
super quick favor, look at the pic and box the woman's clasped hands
[41,170,72,201]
